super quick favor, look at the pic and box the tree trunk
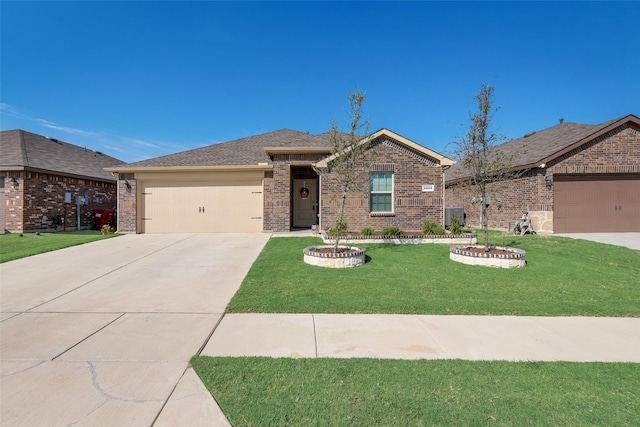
[333,191,347,254]
[482,203,490,250]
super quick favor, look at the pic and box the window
[370,172,393,212]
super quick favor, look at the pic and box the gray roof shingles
[1,130,125,181]
[446,116,629,182]
[116,129,330,169]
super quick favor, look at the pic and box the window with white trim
[370,172,393,213]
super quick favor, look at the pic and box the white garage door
[141,180,263,233]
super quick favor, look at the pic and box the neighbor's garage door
[554,174,640,233]
[141,181,263,233]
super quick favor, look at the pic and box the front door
[293,179,317,228]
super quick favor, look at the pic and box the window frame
[369,172,394,214]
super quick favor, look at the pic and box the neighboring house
[105,128,453,234]
[1,130,123,233]
[445,114,640,233]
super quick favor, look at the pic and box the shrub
[328,220,348,238]
[422,220,446,235]
[448,215,463,235]
[360,227,375,236]
[100,224,115,235]
[382,226,403,236]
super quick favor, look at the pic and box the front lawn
[191,356,640,426]
[0,230,120,263]
[227,234,640,316]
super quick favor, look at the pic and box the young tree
[315,90,371,254]
[448,84,516,250]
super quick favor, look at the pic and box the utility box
[445,207,465,227]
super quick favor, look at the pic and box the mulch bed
[459,246,516,255]
[310,246,361,255]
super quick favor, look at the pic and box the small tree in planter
[447,84,521,251]
[314,90,371,255]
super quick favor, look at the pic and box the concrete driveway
[554,232,640,250]
[0,233,269,426]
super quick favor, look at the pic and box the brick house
[106,128,453,233]
[1,130,123,233]
[445,114,640,233]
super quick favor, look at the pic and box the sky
[1,1,638,164]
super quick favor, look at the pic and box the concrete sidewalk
[203,313,640,362]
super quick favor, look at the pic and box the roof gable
[446,114,639,183]
[314,128,454,168]
[0,130,124,182]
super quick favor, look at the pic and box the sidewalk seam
[418,315,453,358]
[196,312,226,356]
[51,312,126,360]
[312,314,318,358]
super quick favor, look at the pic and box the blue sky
[1,1,638,163]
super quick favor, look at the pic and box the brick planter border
[321,232,477,245]
[449,245,526,268]
[303,246,366,268]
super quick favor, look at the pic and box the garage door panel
[209,183,263,232]
[141,180,263,233]
[554,174,640,233]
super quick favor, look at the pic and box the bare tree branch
[314,91,370,254]
[447,84,522,250]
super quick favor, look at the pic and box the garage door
[141,180,263,233]
[554,174,640,233]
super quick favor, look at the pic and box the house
[1,130,123,233]
[105,128,453,233]
[445,114,640,233]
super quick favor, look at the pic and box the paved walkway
[0,233,270,427]
[2,231,639,426]
[203,313,640,362]
[554,232,640,250]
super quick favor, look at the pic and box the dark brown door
[554,174,640,233]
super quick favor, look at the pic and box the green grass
[0,230,121,263]
[227,233,640,316]
[191,356,640,427]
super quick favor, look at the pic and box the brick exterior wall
[446,170,547,232]
[2,171,116,233]
[445,122,640,232]
[263,154,324,232]
[116,174,137,233]
[319,137,445,233]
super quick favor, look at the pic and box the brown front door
[554,174,640,232]
[292,179,317,228]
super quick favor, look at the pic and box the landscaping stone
[322,232,477,245]
[303,245,366,268]
[449,245,526,268]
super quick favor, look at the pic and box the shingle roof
[0,130,124,182]
[446,114,638,183]
[113,129,330,169]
